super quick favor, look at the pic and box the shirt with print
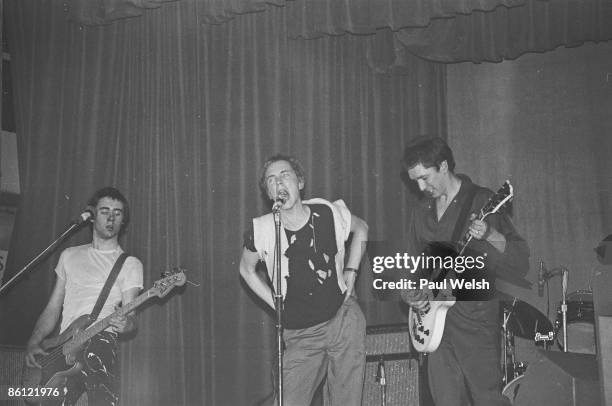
[244,204,344,329]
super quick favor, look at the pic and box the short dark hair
[87,187,131,235]
[402,137,455,172]
[258,154,306,198]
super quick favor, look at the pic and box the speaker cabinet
[0,345,25,406]
[365,324,412,356]
[362,324,420,406]
[594,266,612,405]
[0,345,88,406]
[363,357,419,406]
[512,350,599,406]
[596,315,612,406]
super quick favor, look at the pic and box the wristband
[344,267,358,274]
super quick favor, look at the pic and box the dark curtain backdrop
[64,0,612,64]
[0,1,445,405]
[394,0,612,63]
[446,42,612,321]
[64,0,525,26]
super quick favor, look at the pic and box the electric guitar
[22,268,186,404]
[408,181,514,353]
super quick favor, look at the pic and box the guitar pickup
[418,326,430,336]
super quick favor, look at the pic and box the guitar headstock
[150,267,187,298]
[480,181,514,218]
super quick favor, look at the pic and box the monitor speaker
[594,265,612,405]
[0,345,25,406]
[510,350,599,406]
[362,324,421,406]
[0,345,88,406]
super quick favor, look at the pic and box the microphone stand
[273,206,284,406]
[561,267,568,352]
[501,300,515,385]
[542,266,569,352]
[0,220,89,295]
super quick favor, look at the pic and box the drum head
[557,322,596,354]
[502,375,523,404]
[556,290,596,354]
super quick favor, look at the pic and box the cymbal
[502,299,553,339]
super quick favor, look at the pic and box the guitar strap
[429,185,478,282]
[451,184,478,246]
[430,185,478,284]
[89,252,130,322]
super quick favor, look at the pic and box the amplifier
[513,350,599,406]
[0,345,87,406]
[365,324,413,358]
[362,324,420,406]
[0,345,26,406]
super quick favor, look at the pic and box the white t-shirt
[56,244,144,332]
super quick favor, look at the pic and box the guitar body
[22,315,92,405]
[409,290,456,353]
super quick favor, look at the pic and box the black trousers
[61,331,119,406]
[427,301,510,406]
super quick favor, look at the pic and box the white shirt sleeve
[118,256,144,292]
[332,199,352,242]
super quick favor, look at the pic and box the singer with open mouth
[239,154,369,405]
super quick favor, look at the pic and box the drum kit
[500,274,596,403]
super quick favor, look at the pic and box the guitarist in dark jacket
[400,138,529,406]
[24,187,143,406]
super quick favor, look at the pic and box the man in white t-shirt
[25,187,144,406]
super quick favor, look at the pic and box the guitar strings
[38,346,65,367]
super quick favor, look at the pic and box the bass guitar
[408,181,514,352]
[22,268,186,404]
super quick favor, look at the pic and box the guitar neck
[71,289,154,346]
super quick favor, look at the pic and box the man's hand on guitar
[109,306,134,334]
[468,214,507,252]
[25,341,47,369]
[468,214,492,241]
[401,288,432,311]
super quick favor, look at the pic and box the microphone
[74,207,94,225]
[538,260,545,297]
[272,191,288,211]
